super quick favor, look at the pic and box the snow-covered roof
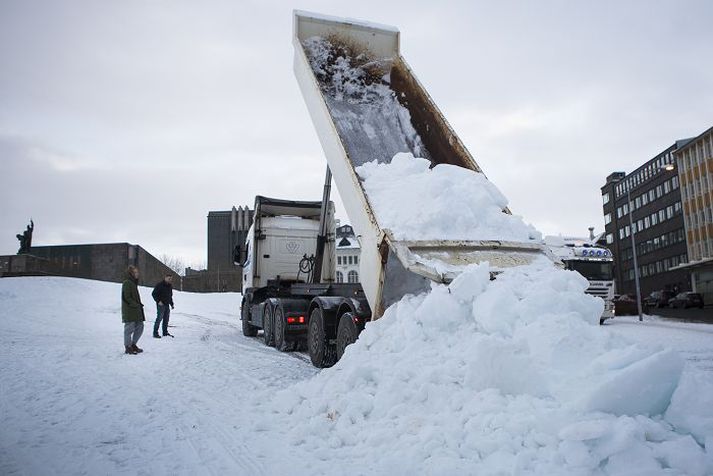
[337,237,360,249]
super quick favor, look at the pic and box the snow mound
[273,261,710,475]
[356,153,542,242]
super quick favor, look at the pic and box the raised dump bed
[292,10,556,317]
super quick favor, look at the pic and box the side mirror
[234,244,245,266]
[234,243,248,267]
[240,245,247,266]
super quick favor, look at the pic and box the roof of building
[337,237,360,249]
[674,126,713,154]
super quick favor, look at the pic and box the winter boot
[132,344,143,353]
[125,346,137,355]
[163,332,174,338]
[153,333,161,339]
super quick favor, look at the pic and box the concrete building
[601,140,692,298]
[206,206,253,292]
[672,125,713,304]
[0,243,179,287]
[335,224,360,283]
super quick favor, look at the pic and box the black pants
[154,304,170,335]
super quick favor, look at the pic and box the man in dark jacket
[152,274,175,338]
[121,265,145,354]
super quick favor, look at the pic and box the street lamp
[626,163,675,322]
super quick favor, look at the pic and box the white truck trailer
[546,236,616,324]
[239,11,558,367]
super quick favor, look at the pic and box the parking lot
[652,305,713,324]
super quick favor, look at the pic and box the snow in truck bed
[2,274,712,475]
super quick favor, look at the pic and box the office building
[601,140,692,297]
[672,126,713,304]
[206,206,253,292]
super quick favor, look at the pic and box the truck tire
[308,307,336,368]
[274,305,291,352]
[241,299,258,337]
[336,312,358,361]
[263,304,275,347]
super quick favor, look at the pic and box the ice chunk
[666,370,713,445]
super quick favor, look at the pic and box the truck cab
[242,216,321,291]
[546,236,616,324]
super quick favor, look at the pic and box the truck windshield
[566,260,614,281]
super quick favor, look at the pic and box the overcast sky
[2,0,712,267]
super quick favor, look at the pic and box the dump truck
[238,11,557,367]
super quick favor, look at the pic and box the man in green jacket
[122,265,145,354]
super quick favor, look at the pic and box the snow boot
[132,344,143,353]
[163,332,174,338]
[153,333,161,339]
[125,346,137,355]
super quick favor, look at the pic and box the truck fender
[336,297,372,332]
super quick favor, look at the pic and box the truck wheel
[241,299,258,337]
[263,305,275,347]
[308,307,336,368]
[336,312,359,360]
[274,305,290,352]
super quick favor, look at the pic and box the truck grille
[586,286,610,298]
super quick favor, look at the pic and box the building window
[635,196,641,209]
[336,271,344,283]
[672,176,679,189]
[347,270,359,283]
[354,256,358,264]
[348,256,353,265]
[602,192,610,205]
[649,190,655,201]
[337,256,342,265]
[604,213,612,225]
[606,233,613,244]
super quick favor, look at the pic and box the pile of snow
[273,260,711,475]
[356,153,541,242]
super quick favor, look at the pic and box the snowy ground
[0,277,317,475]
[1,276,712,475]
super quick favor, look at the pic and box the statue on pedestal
[16,219,34,254]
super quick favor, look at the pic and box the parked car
[643,290,675,308]
[669,292,704,309]
[614,294,639,316]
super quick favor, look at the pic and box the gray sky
[2,0,712,267]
